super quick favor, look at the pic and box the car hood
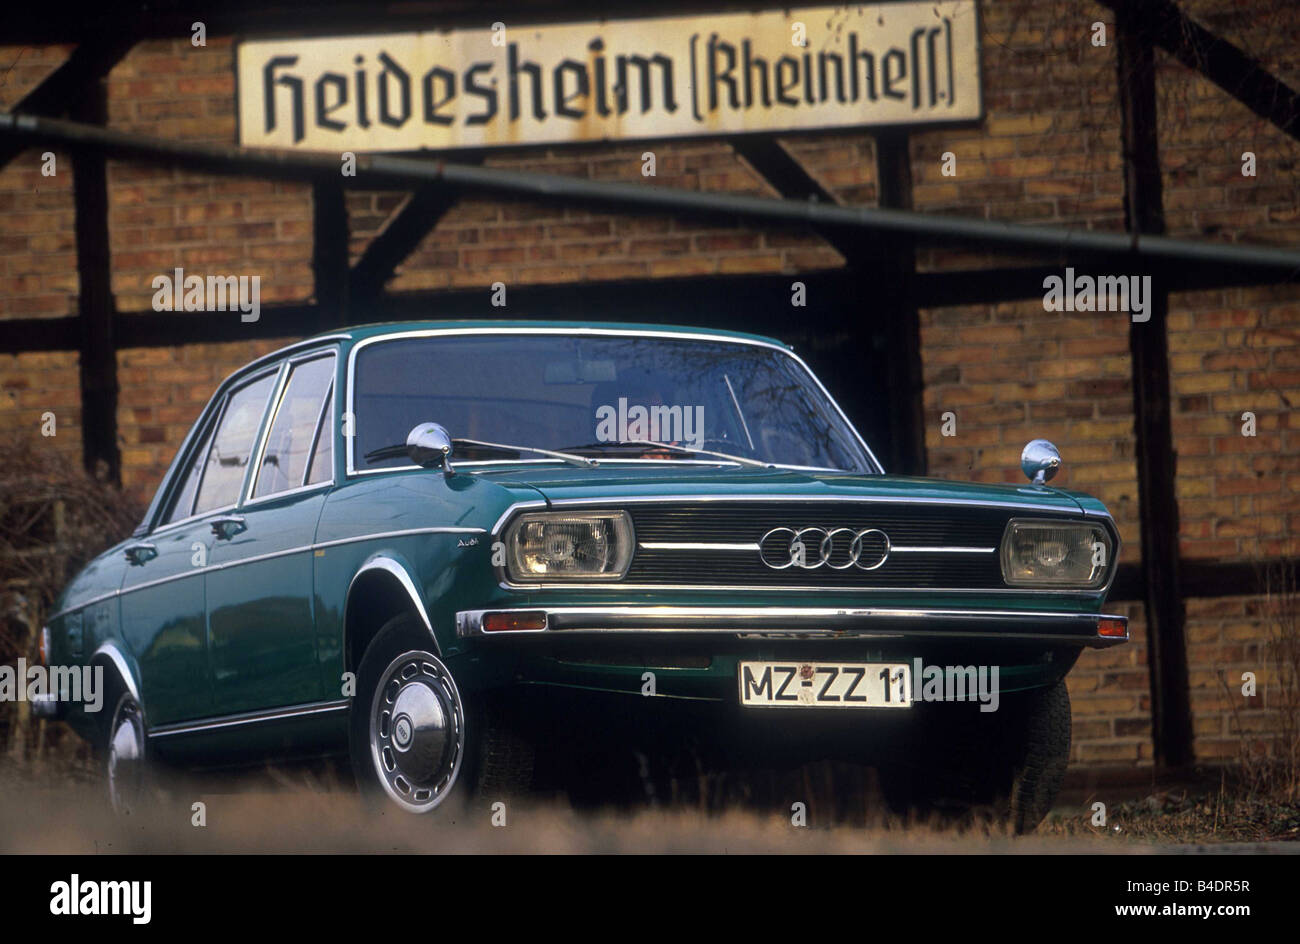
[471,463,1087,514]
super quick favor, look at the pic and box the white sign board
[236,3,981,152]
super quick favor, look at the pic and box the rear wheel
[100,689,150,816]
[349,613,533,815]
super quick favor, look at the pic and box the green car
[41,321,1126,830]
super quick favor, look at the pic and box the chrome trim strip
[48,590,119,623]
[148,501,240,539]
[237,335,351,379]
[149,699,350,738]
[51,527,488,621]
[240,480,333,510]
[245,359,293,505]
[346,557,438,651]
[891,546,996,554]
[637,541,995,554]
[313,526,486,551]
[490,495,1081,543]
[492,495,1092,594]
[457,606,1128,647]
[497,581,1106,594]
[640,542,760,551]
[92,642,141,704]
[343,326,884,477]
[302,378,334,488]
[542,494,1082,514]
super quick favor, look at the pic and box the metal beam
[1116,8,1193,770]
[4,113,1300,275]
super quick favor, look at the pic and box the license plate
[738,661,912,708]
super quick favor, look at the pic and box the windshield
[351,332,877,473]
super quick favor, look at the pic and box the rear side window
[162,421,215,525]
[253,355,335,499]
[194,373,276,515]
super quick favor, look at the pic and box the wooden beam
[1116,8,1193,769]
[70,81,120,484]
[1110,559,1296,603]
[731,138,838,205]
[0,38,135,168]
[875,131,926,476]
[349,184,464,303]
[7,254,1296,356]
[1097,0,1300,142]
[311,180,350,331]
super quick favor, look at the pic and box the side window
[253,356,335,499]
[306,381,334,486]
[194,373,277,515]
[162,421,215,525]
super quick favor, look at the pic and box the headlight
[503,511,633,581]
[1000,518,1112,588]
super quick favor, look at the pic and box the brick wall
[2,1,1299,767]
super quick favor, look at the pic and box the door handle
[124,542,157,565]
[210,515,248,540]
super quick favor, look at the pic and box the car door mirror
[407,422,454,473]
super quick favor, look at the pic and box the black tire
[879,678,1071,834]
[348,612,533,816]
[98,688,152,817]
[1005,678,1072,834]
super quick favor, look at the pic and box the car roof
[314,319,792,349]
[242,321,793,381]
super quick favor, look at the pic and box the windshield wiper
[363,438,596,467]
[557,440,771,469]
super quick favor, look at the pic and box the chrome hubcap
[107,699,144,815]
[369,651,464,813]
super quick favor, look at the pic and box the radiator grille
[621,502,1024,589]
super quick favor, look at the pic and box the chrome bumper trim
[456,607,1129,648]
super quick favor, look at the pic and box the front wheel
[349,613,533,815]
[879,678,1072,834]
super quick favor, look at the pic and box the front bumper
[456,606,1129,648]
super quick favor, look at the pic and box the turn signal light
[482,611,548,633]
[1098,616,1128,638]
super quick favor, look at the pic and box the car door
[118,370,277,725]
[205,350,336,715]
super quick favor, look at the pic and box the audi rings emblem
[758,527,891,571]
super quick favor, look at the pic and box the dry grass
[2,756,1295,853]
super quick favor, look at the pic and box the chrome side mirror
[407,422,454,473]
[1021,438,1061,485]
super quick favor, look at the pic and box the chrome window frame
[192,365,282,518]
[135,334,351,537]
[244,348,339,507]
[343,327,884,478]
[153,365,280,533]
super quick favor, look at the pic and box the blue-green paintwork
[47,321,1119,757]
